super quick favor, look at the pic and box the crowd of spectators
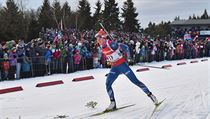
[0,28,210,81]
[171,26,209,38]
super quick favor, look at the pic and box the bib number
[106,50,122,62]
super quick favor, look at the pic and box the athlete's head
[95,29,107,46]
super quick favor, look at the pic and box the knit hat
[95,29,107,38]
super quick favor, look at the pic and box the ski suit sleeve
[119,43,130,59]
[110,41,119,51]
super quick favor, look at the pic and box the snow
[0,58,209,119]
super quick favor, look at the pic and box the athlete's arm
[110,41,119,51]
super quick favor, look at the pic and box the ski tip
[156,98,166,106]
[159,98,166,103]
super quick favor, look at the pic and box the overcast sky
[0,0,209,28]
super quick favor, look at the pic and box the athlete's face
[96,36,106,46]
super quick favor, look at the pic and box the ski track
[0,58,209,119]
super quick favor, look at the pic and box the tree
[38,0,54,30]
[15,0,31,41]
[155,21,171,37]
[144,21,171,38]
[0,0,24,41]
[174,16,180,21]
[14,0,28,12]
[201,9,208,19]
[192,14,196,19]
[78,0,92,30]
[27,10,39,41]
[93,0,102,30]
[52,0,62,28]
[103,0,121,30]
[121,0,139,32]
[62,1,73,29]
[0,4,3,40]
[144,22,156,37]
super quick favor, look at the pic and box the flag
[184,34,192,40]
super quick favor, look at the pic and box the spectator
[67,44,74,73]
[0,27,210,81]
[52,47,61,73]
[16,43,25,79]
[0,44,4,81]
[2,52,10,80]
[73,50,81,71]
[44,44,52,75]
[8,47,17,79]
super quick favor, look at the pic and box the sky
[0,0,209,28]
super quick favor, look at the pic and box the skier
[95,29,159,111]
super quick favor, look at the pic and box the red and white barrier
[190,60,198,63]
[177,62,186,65]
[201,59,208,62]
[161,64,172,68]
[136,68,150,72]
[36,80,64,87]
[0,86,23,94]
[72,76,94,82]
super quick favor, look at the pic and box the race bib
[106,50,122,62]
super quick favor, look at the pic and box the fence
[0,47,209,81]
[0,56,92,81]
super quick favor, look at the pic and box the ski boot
[147,92,159,106]
[105,101,116,112]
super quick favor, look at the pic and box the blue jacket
[44,49,52,62]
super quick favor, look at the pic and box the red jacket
[73,54,81,64]
[102,40,126,66]
[53,50,61,59]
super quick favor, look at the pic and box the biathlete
[95,29,159,111]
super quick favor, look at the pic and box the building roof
[170,19,210,26]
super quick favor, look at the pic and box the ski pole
[98,20,114,40]
[137,64,170,70]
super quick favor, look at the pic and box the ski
[148,98,166,119]
[89,104,135,117]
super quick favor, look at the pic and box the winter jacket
[73,54,81,65]
[0,49,4,71]
[44,49,52,62]
[53,49,61,60]
[9,51,17,66]
[16,47,25,63]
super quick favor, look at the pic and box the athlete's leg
[119,63,151,95]
[106,66,120,102]
[117,63,158,104]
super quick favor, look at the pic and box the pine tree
[93,0,102,30]
[52,0,62,28]
[192,14,196,19]
[155,21,171,37]
[144,22,156,37]
[201,9,208,19]
[174,16,180,21]
[103,0,121,30]
[0,0,24,41]
[62,1,72,29]
[38,0,54,30]
[0,4,4,40]
[78,0,92,30]
[121,0,139,32]
[28,10,39,41]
